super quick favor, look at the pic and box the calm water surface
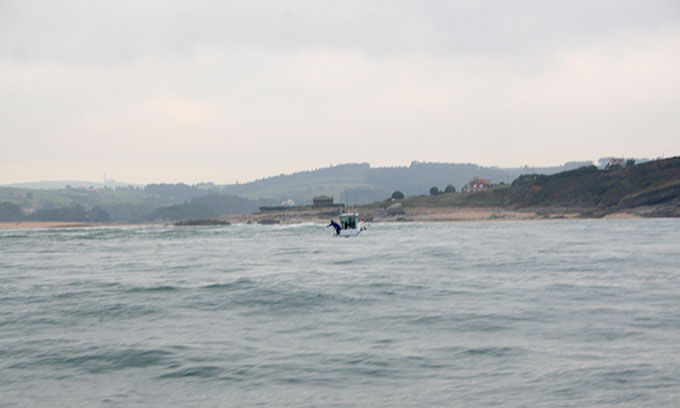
[1,219,679,407]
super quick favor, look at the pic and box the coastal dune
[0,222,93,230]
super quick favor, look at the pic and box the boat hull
[332,212,366,237]
[335,222,365,237]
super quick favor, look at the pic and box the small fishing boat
[334,212,366,237]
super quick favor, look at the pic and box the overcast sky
[1,1,679,184]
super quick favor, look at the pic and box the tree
[144,202,219,222]
[444,184,456,193]
[30,204,88,221]
[429,186,439,196]
[0,202,23,221]
[626,159,636,167]
[88,206,112,223]
[391,191,405,200]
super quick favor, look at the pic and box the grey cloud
[1,0,679,65]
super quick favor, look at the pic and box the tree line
[390,184,457,200]
[0,202,111,223]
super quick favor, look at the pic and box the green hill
[380,157,680,216]
[2,157,673,223]
[0,185,267,223]
[221,161,593,204]
[505,157,680,211]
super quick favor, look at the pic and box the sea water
[1,219,679,407]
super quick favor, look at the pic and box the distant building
[462,177,492,193]
[21,205,38,215]
[280,199,295,206]
[313,195,334,206]
[605,158,625,169]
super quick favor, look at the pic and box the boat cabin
[331,211,365,237]
[340,213,358,230]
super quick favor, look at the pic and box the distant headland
[1,157,678,228]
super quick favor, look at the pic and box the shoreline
[221,206,644,225]
[0,208,650,230]
[0,222,145,230]
[0,221,95,230]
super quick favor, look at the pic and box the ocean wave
[186,279,368,313]
[9,347,174,373]
[157,365,223,379]
[3,219,680,406]
[458,346,526,358]
[125,285,180,293]
[201,278,255,291]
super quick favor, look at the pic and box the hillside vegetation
[506,157,680,211]
[221,161,592,204]
[1,157,675,223]
[0,185,270,223]
[377,157,680,216]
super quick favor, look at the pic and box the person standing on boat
[327,219,341,235]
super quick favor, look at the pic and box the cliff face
[382,157,680,218]
[505,157,680,213]
[617,180,680,208]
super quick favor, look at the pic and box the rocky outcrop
[257,219,280,225]
[174,219,230,226]
[386,202,405,216]
[617,181,680,208]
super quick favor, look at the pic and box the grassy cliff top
[364,157,680,212]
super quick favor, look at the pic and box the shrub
[0,202,23,221]
[88,207,112,223]
[390,191,405,200]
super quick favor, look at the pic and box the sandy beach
[223,206,641,225]
[0,208,642,230]
[0,222,94,230]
